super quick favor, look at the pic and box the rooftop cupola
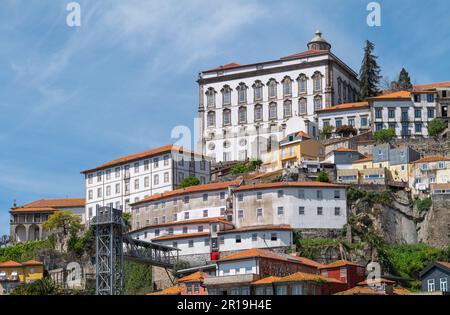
[307,30,331,51]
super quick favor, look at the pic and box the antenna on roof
[13,199,17,208]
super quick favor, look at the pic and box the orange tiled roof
[131,180,241,206]
[22,260,44,266]
[235,181,346,192]
[288,255,324,269]
[368,91,411,100]
[393,287,411,295]
[147,285,183,295]
[438,261,450,269]
[81,144,200,174]
[152,232,209,242]
[357,278,395,286]
[11,198,85,213]
[335,148,359,152]
[252,276,282,285]
[275,272,345,284]
[353,156,373,163]
[220,248,287,262]
[281,49,328,60]
[177,271,206,283]
[334,286,383,295]
[413,155,450,164]
[204,63,242,72]
[316,101,369,113]
[413,81,450,91]
[319,260,363,269]
[0,260,23,267]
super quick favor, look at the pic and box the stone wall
[418,195,450,248]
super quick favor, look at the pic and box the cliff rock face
[418,195,450,248]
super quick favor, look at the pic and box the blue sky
[0,0,449,235]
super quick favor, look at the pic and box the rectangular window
[88,190,93,200]
[415,108,422,118]
[153,175,159,185]
[348,118,355,127]
[375,108,382,119]
[237,194,243,202]
[115,167,120,178]
[134,179,139,190]
[168,227,174,235]
[97,172,102,182]
[220,208,225,216]
[427,279,435,292]
[428,108,435,118]
[298,189,305,198]
[219,236,225,245]
[317,207,323,215]
[182,227,188,234]
[292,285,304,295]
[440,278,448,292]
[427,94,434,102]
[238,210,244,219]
[257,208,263,218]
[203,210,208,218]
[204,238,210,246]
[106,170,111,180]
[144,160,149,171]
[276,285,287,296]
[335,207,341,216]
[335,119,342,129]
[203,193,208,201]
[277,207,284,216]
[188,240,194,248]
[184,212,189,220]
[415,123,422,133]
[134,162,139,173]
[361,116,368,127]
[334,190,341,199]
[172,241,177,248]
[317,190,323,200]
[198,226,204,232]
[256,192,262,200]
[106,185,111,196]
[252,233,258,242]
[277,190,284,198]
[388,109,395,118]
[299,206,305,215]
[184,196,189,204]
[235,235,241,243]
[97,188,102,198]
[271,233,277,241]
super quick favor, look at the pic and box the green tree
[415,198,432,213]
[122,212,132,232]
[177,176,200,189]
[359,40,382,99]
[124,261,153,295]
[373,128,396,144]
[10,277,61,295]
[391,68,413,91]
[317,171,329,183]
[43,211,81,251]
[320,125,335,140]
[230,160,262,175]
[427,118,447,138]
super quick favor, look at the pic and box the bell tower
[307,30,331,51]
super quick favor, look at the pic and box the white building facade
[370,91,437,138]
[197,31,359,162]
[81,145,211,222]
[316,101,371,134]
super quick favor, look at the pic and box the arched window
[236,83,248,104]
[312,72,322,92]
[267,79,278,99]
[314,96,323,112]
[297,74,308,95]
[298,98,307,115]
[282,76,292,97]
[283,100,292,118]
[223,109,231,126]
[269,102,278,120]
[253,80,264,101]
[343,81,347,102]
[206,88,216,108]
[238,106,247,124]
[254,104,263,122]
[221,85,232,106]
[207,111,216,127]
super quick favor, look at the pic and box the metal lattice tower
[92,205,124,295]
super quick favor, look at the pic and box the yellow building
[0,260,44,295]
[410,155,450,195]
[351,156,374,170]
[261,131,325,172]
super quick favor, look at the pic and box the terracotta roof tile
[220,248,285,262]
[252,276,282,285]
[413,155,450,164]
[288,255,324,269]
[316,102,369,113]
[353,156,373,163]
[147,285,183,295]
[0,260,23,267]
[438,261,450,269]
[235,181,346,192]
[22,260,44,266]
[131,180,240,206]
[177,271,207,283]
[368,91,411,100]
[11,198,85,213]
[81,144,201,174]
[334,286,382,295]
[335,148,359,152]
[275,272,345,284]
[319,260,363,269]
[204,63,242,72]
[152,232,209,242]
[393,287,411,295]
[413,81,450,91]
[281,49,328,60]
